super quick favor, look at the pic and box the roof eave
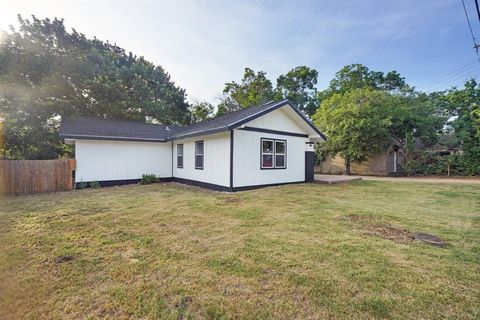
[59,134,168,143]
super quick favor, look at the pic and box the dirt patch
[54,255,74,264]
[343,215,414,243]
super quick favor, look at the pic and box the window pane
[195,155,203,169]
[275,141,285,154]
[195,141,204,155]
[275,155,285,167]
[177,156,183,168]
[262,140,273,153]
[177,144,183,156]
[262,155,273,168]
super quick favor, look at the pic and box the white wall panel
[233,131,307,188]
[244,106,306,133]
[75,140,172,182]
[172,132,230,187]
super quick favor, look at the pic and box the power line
[423,65,480,91]
[417,60,477,88]
[420,64,480,90]
[475,0,480,22]
[461,0,480,64]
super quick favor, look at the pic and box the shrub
[89,181,101,189]
[140,174,159,185]
[403,150,480,176]
[77,182,88,189]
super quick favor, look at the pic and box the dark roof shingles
[59,117,178,141]
[59,100,325,142]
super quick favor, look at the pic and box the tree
[317,64,407,105]
[443,79,480,172]
[388,91,446,147]
[0,15,190,159]
[189,101,214,123]
[274,66,318,117]
[219,67,274,112]
[313,88,394,174]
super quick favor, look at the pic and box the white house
[60,100,326,191]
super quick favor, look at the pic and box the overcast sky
[1,0,480,103]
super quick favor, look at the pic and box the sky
[1,0,480,103]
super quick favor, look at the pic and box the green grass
[0,181,479,319]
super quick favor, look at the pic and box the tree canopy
[217,68,274,115]
[317,64,407,105]
[189,101,214,123]
[274,66,318,116]
[441,79,480,173]
[313,88,395,174]
[0,15,190,159]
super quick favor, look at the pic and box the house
[316,144,403,176]
[59,100,326,191]
[317,133,464,176]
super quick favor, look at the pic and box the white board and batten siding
[232,106,310,188]
[74,139,172,183]
[172,132,231,187]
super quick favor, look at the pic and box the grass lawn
[0,181,479,319]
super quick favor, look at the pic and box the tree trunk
[344,156,351,175]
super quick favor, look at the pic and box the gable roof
[59,100,326,142]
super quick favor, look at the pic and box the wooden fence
[0,159,76,196]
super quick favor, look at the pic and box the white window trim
[274,140,286,169]
[177,144,184,169]
[261,138,274,169]
[195,141,204,170]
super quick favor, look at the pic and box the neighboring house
[60,100,326,191]
[317,144,403,176]
[415,133,463,156]
[317,134,463,176]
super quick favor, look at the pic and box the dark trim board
[229,130,234,188]
[172,177,307,192]
[228,101,327,141]
[61,134,167,143]
[172,177,231,192]
[232,180,306,192]
[75,177,172,188]
[239,126,308,138]
[74,176,311,192]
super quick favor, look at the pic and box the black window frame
[195,140,204,170]
[177,144,184,169]
[260,138,287,170]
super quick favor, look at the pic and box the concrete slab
[314,174,362,185]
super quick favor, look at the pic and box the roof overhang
[59,133,168,143]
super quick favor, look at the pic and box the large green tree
[317,64,407,105]
[0,15,190,159]
[217,67,274,115]
[274,66,318,117]
[443,79,480,173]
[313,88,395,174]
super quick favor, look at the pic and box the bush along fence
[0,159,76,196]
[402,150,480,176]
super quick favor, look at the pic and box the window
[195,141,204,170]
[261,138,286,169]
[261,139,274,168]
[177,144,183,168]
[275,140,286,168]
